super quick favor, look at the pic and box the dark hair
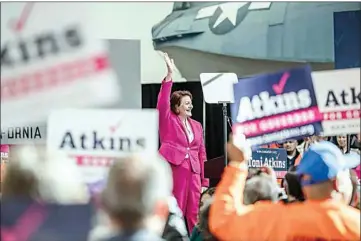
[199,187,216,207]
[170,90,192,115]
[199,199,219,241]
[201,187,216,197]
[282,166,305,202]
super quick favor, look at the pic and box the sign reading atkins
[59,131,146,152]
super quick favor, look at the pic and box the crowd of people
[0,53,360,241]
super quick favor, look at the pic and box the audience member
[244,167,280,205]
[101,154,172,241]
[1,145,89,204]
[283,139,302,167]
[209,136,360,241]
[197,199,219,241]
[281,166,305,203]
[336,134,349,154]
[190,187,215,241]
[162,195,189,241]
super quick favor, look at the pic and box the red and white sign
[312,68,361,136]
[46,109,159,185]
[1,2,120,129]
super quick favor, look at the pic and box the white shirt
[184,119,194,158]
[184,119,194,143]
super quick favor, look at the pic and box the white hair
[140,153,173,208]
[103,153,173,214]
[7,145,89,204]
[38,152,90,204]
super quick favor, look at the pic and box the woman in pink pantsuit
[157,53,209,234]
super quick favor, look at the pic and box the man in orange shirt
[209,135,360,241]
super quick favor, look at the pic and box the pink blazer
[157,79,209,187]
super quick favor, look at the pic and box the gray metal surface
[152,2,361,63]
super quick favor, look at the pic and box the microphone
[227,116,234,129]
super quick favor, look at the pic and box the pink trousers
[170,158,201,234]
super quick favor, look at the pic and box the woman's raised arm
[157,53,175,120]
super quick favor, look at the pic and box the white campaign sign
[47,109,159,185]
[312,68,361,136]
[1,3,120,129]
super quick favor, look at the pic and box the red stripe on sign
[276,171,287,179]
[322,109,360,120]
[234,107,323,136]
[1,54,111,102]
[71,155,114,167]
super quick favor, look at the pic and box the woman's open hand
[163,52,175,81]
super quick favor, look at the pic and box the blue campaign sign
[249,148,288,178]
[1,199,94,241]
[334,10,361,69]
[231,65,323,146]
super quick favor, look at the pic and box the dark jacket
[190,226,203,241]
[287,150,301,167]
[162,196,189,241]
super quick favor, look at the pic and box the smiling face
[337,135,347,148]
[176,96,193,117]
[170,90,193,117]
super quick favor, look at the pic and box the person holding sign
[157,53,209,234]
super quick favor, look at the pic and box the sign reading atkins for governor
[46,109,159,194]
[311,68,360,136]
[231,65,323,146]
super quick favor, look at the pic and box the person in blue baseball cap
[297,141,360,205]
[297,141,360,189]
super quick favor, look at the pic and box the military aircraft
[152,2,360,80]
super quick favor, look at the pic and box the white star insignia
[212,2,249,28]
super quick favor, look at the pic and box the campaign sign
[1,199,93,241]
[1,3,120,129]
[312,68,360,136]
[1,126,46,145]
[249,148,288,178]
[231,65,323,146]
[47,109,159,192]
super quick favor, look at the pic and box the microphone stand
[219,102,231,166]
